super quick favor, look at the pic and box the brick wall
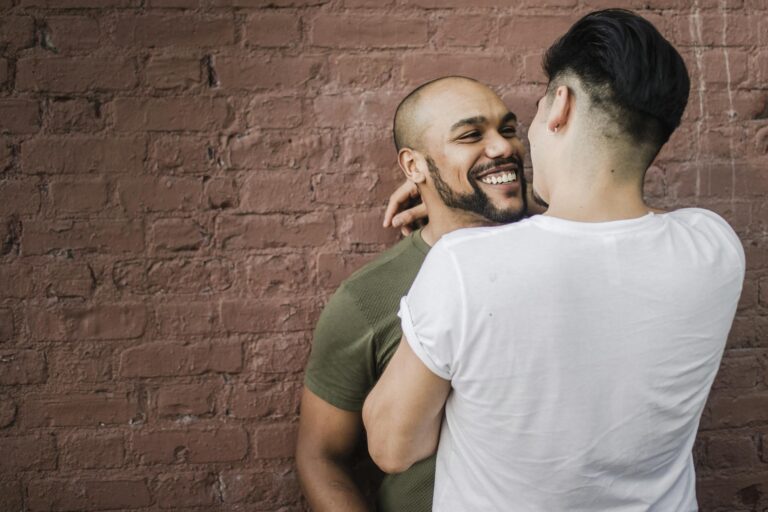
[0,0,766,510]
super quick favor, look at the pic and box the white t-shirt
[399,209,744,512]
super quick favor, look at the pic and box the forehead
[417,81,510,133]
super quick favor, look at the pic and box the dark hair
[543,9,690,147]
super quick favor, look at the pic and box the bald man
[296,76,528,511]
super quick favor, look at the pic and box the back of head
[543,9,690,150]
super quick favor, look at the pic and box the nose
[484,130,514,160]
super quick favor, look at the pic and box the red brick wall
[0,0,766,510]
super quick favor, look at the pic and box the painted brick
[435,14,491,48]
[251,335,311,374]
[113,97,232,132]
[0,481,22,511]
[60,432,125,469]
[21,136,146,174]
[0,263,35,298]
[498,15,577,49]
[253,422,298,459]
[112,15,235,47]
[0,180,40,216]
[317,251,377,288]
[216,212,335,250]
[24,216,141,256]
[156,382,217,416]
[245,96,303,129]
[117,176,202,213]
[156,472,218,508]
[47,98,105,133]
[220,298,318,333]
[0,99,40,134]
[23,392,140,427]
[155,301,219,335]
[329,54,395,89]
[46,344,113,383]
[216,55,324,91]
[239,171,312,213]
[132,426,248,464]
[149,135,219,174]
[0,16,35,50]
[119,342,242,377]
[49,178,108,213]
[338,209,400,247]
[40,262,95,299]
[243,253,310,296]
[27,479,151,512]
[401,53,521,87]
[311,14,428,48]
[17,56,138,93]
[145,55,202,89]
[113,258,232,294]
[0,308,14,342]
[21,0,138,5]
[44,16,101,51]
[150,218,208,252]
[26,303,147,341]
[229,381,301,419]
[0,349,47,385]
[0,435,57,471]
[219,467,301,505]
[227,131,334,170]
[245,12,301,47]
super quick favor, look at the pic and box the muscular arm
[296,387,370,512]
[362,336,451,474]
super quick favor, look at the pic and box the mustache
[469,155,524,178]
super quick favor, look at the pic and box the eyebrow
[450,112,517,132]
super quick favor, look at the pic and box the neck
[421,202,493,246]
[543,162,649,222]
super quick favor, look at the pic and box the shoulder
[431,218,535,256]
[661,208,745,271]
[341,233,428,301]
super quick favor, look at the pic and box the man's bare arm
[362,336,451,474]
[296,388,370,512]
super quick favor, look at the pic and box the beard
[426,155,527,224]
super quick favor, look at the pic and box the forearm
[297,453,370,512]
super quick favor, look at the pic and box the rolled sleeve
[397,243,464,381]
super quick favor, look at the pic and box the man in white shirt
[363,8,745,511]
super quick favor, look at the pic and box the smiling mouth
[473,162,520,186]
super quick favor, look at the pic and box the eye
[501,126,518,138]
[458,130,482,141]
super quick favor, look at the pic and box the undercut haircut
[543,9,690,149]
[393,76,479,152]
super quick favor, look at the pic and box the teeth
[480,172,517,184]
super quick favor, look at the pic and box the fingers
[383,181,420,227]
[392,203,428,230]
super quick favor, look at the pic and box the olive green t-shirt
[304,229,436,512]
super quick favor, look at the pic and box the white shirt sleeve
[398,243,465,381]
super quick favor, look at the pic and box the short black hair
[393,76,479,152]
[543,9,690,148]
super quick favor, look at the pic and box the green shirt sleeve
[304,284,376,412]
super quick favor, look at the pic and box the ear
[546,85,572,134]
[397,148,428,184]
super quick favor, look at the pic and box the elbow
[368,442,414,474]
[362,402,408,474]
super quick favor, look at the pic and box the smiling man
[296,76,527,512]
[363,9,744,512]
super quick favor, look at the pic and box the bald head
[393,76,481,152]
